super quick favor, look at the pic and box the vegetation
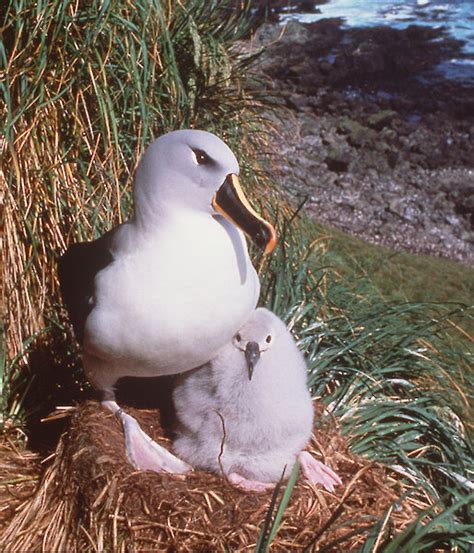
[259,214,473,551]
[317,222,474,308]
[1,0,473,551]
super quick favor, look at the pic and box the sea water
[280,0,474,83]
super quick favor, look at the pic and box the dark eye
[236,333,242,342]
[193,148,212,165]
[266,335,272,343]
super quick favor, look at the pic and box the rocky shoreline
[249,18,474,265]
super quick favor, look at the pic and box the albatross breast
[84,209,259,375]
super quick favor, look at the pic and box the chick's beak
[212,174,277,254]
[245,341,261,380]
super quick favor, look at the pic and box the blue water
[280,1,474,83]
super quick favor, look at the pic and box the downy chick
[173,308,341,492]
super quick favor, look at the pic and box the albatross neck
[133,201,216,235]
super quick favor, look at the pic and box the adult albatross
[58,129,276,474]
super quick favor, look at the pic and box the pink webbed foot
[228,472,275,493]
[299,451,342,492]
[102,400,192,474]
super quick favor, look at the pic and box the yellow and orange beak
[212,174,277,255]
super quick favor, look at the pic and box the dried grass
[0,429,41,532]
[1,402,424,551]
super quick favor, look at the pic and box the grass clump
[258,211,473,551]
[316,222,474,307]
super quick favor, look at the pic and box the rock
[281,21,312,45]
[388,198,405,218]
[379,128,398,143]
[338,118,377,148]
[252,23,281,47]
[461,231,474,243]
[367,110,397,130]
[286,93,310,111]
[250,18,474,265]
[325,148,351,173]
[298,1,322,14]
[287,62,309,77]
[386,150,399,169]
[337,179,354,190]
[320,126,339,146]
[319,60,332,75]
[402,206,420,223]
[350,40,386,75]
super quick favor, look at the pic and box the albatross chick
[173,308,342,492]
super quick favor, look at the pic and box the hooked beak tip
[212,174,277,254]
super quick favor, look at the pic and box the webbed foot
[102,400,192,474]
[228,472,274,493]
[299,451,341,492]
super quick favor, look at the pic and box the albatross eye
[266,335,272,343]
[192,148,212,166]
[236,333,242,342]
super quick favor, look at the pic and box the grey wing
[57,229,116,344]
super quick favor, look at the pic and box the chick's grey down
[58,130,276,474]
[173,308,316,486]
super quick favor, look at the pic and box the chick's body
[173,308,313,483]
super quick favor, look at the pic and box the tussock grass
[258,212,473,550]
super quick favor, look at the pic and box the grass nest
[0,430,41,532]
[1,401,420,551]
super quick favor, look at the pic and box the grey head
[132,129,276,253]
[133,129,239,223]
[232,307,288,380]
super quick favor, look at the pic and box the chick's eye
[266,335,272,343]
[192,148,212,166]
[236,333,242,342]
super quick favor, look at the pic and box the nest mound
[0,431,41,532]
[1,401,417,551]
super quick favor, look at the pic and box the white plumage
[173,308,341,491]
[83,130,261,389]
